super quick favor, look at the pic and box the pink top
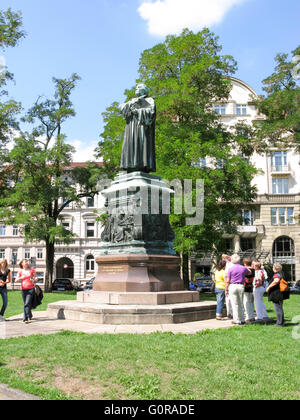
[18,268,36,290]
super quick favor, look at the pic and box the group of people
[214,254,287,327]
[0,259,38,324]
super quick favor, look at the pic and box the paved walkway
[0,383,41,400]
[2,310,233,338]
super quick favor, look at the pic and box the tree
[0,74,101,291]
[0,8,25,164]
[97,29,258,285]
[254,45,300,151]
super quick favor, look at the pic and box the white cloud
[138,0,246,37]
[70,139,100,162]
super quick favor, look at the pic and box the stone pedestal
[47,171,216,326]
[94,254,183,293]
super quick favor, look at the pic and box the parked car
[83,277,95,291]
[290,280,300,294]
[194,275,214,293]
[52,278,74,292]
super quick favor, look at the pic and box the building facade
[192,77,300,282]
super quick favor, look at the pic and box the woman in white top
[253,262,269,321]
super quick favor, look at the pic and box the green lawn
[3,290,77,318]
[0,292,299,400]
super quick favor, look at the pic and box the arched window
[86,255,95,272]
[272,236,295,282]
[273,236,295,259]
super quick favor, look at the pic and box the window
[270,208,294,225]
[12,226,19,236]
[37,249,43,259]
[240,238,255,251]
[224,238,233,252]
[36,273,44,283]
[217,158,224,169]
[86,255,95,272]
[270,151,287,172]
[271,208,277,225]
[62,198,71,208]
[12,249,18,265]
[287,208,295,225]
[0,249,5,259]
[278,208,286,225]
[214,104,226,115]
[242,209,254,226]
[87,196,95,208]
[236,104,247,115]
[86,222,95,238]
[272,178,289,194]
[25,248,30,259]
[0,225,6,236]
[195,158,206,168]
[273,236,295,258]
[62,221,72,233]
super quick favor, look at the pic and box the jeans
[215,288,226,316]
[273,301,285,326]
[21,289,34,321]
[0,288,8,317]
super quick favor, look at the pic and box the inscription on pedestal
[101,265,126,273]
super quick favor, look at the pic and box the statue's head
[136,83,149,97]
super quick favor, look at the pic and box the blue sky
[1,0,300,160]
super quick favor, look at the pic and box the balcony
[270,164,292,175]
[237,225,265,237]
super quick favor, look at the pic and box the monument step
[77,290,200,305]
[47,300,221,325]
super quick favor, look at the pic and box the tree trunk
[182,253,190,289]
[45,239,55,292]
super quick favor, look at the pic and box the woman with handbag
[266,263,288,327]
[16,260,38,324]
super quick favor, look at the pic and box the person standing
[243,258,255,324]
[225,254,250,325]
[214,260,227,320]
[223,255,234,319]
[0,259,11,318]
[16,260,37,324]
[266,263,287,327]
[253,262,269,322]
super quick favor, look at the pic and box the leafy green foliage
[96,29,258,261]
[254,45,300,150]
[0,8,24,160]
[0,75,101,289]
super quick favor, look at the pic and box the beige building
[192,77,300,282]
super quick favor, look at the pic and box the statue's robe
[120,96,156,173]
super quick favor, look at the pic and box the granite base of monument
[47,294,223,325]
[93,254,183,292]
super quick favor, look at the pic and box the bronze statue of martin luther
[119,83,156,173]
